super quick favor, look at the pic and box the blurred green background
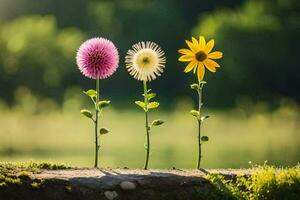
[0,0,299,168]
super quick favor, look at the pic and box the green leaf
[201,115,210,121]
[143,93,157,100]
[99,127,110,135]
[80,109,93,118]
[190,83,199,90]
[84,89,97,98]
[98,100,110,109]
[147,93,157,100]
[201,136,209,142]
[148,102,159,109]
[151,119,164,127]
[135,101,146,110]
[190,110,200,118]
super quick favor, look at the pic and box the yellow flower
[178,36,223,81]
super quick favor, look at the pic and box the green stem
[143,80,150,170]
[197,82,204,170]
[94,79,100,168]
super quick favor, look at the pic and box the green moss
[27,161,71,170]
[31,181,42,189]
[207,164,300,200]
[65,185,72,193]
[0,182,7,187]
[0,161,71,176]
[17,171,30,179]
[4,177,22,185]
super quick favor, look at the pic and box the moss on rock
[207,164,300,200]
[0,162,299,200]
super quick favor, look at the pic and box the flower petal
[197,62,205,81]
[193,62,198,73]
[208,51,223,59]
[178,48,194,55]
[184,60,197,73]
[192,37,199,46]
[199,36,206,50]
[178,55,194,62]
[204,59,220,72]
[204,39,214,53]
[185,40,197,52]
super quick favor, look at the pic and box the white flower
[125,41,166,82]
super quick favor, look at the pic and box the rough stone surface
[104,190,118,200]
[0,168,252,200]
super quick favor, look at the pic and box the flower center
[134,49,159,70]
[195,51,207,62]
[137,53,154,68]
[89,52,105,68]
[142,57,150,64]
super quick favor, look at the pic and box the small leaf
[80,109,93,118]
[151,119,164,127]
[98,100,110,109]
[190,83,199,90]
[148,102,159,109]
[148,93,157,100]
[201,115,210,121]
[135,101,146,109]
[190,110,200,117]
[147,89,152,93]
[201,136,209,142]
[99,127,110,135]
[143,93,157,100]
[84,89,97,98]
[199,81,207,85]
[144,143,148,150]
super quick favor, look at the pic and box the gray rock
[120,181,136,190]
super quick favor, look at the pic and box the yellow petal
[192,37,199,46]
[204,59,220,72]
[185,40,197,52]
[178,55,194,62]
[199,36,206,50]
[197,62,205,81]
[184,60,197,73]
[193,62,197,73]
[178,48,194,56]
[204,39,214,53]
[208,51,223,59]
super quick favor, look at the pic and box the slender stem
[197,82,204,169]
[143,80,150,170]
[94,78,100,168]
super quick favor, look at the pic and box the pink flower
[76,37,119,79]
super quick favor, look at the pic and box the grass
[0,98,299,169]
[207,164,300,200]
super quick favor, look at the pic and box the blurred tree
[0,0,91,29]
[192,0,300,106]
[1,0,299,108]
[0,16,85,104]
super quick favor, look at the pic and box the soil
[0,168,252,200]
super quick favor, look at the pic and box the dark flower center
[89,52,105,68]
[142,57,150,64]
[195,51,207,62]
